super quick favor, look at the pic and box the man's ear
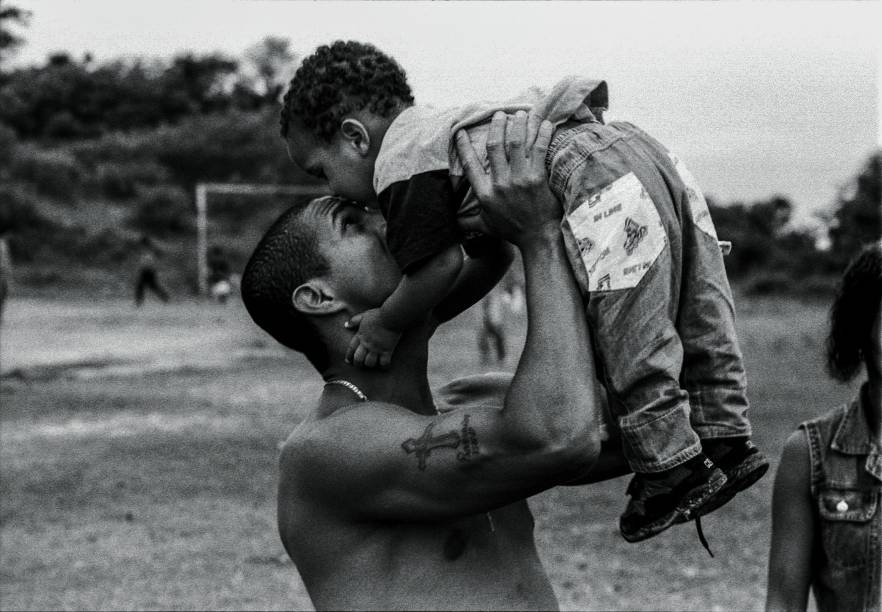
[292,279,346,316]
[340,118,371,156]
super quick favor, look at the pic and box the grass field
[0,292,856,611]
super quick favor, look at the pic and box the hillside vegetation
[1,38,879,296]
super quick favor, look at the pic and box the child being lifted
[279,40,768,546]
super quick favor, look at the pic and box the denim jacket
[801,384,882,612]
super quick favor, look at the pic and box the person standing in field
[766,241,882,612]
[133,234,170,307]
[0,231,11,328]
[207,245,233,304]
[478,283,507,365]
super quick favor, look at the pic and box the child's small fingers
[379,353,392,369]
[364,352,379,369]
[345,313,363,329]
[352,345,368,368]
[345,336,361,364]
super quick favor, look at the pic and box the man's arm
[292,112,603,522]
[765,429,814,612]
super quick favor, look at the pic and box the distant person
[280,40,768,544]
[477,274,521,366]
[134,235,169,306]
[766,242,881,612]
[0,231,11,327]
[478,284,507,365]
[207,245,232,304]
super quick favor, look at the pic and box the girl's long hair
[826,242,882,382]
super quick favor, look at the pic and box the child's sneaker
[619,454,727,542]
[688,438,769,518]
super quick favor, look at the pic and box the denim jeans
[801,387,881,612]
[546,120,751,472]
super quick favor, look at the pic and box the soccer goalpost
[194,182,329,295]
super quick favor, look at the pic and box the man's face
[306,196,400,311]
[286,123,377,205]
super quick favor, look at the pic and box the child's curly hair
[280,41,414,142]
[826,241,882,382]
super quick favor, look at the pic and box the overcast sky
[10,0,881,224]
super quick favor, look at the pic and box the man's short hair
[280,40,414,142]
[826,241,882,382]
[241,199,333,371]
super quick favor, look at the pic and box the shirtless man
[241,115,628,610]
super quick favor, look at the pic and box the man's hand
[345,308,402,369]
[455,111,559,246]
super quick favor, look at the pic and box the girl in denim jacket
[766,242,882,612]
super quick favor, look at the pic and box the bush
[127,185,193,236]
[90,161,170,199]
[0,185,57,262]
[10,145,82,200]
[743,271,796,296]
[0,123,18,169]
[742,270,838,298]
[0,185,52,233]
[144,109,314,188]
[793,275,839,299]
[70,130,149,167]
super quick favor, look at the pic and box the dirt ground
[0,294,850,610]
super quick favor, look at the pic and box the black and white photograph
[1,1,880,610]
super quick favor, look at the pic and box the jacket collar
[831,383,881,481]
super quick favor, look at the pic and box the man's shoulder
[282,400,400,446]
[281,374,513,457]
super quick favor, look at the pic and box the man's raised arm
[457,111,604,459]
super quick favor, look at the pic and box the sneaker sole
[683,452,770,521]
[620,468,728,543]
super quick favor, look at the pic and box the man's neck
[319,324,435,417]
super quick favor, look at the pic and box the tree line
[0,39,295,139]
[0,3,878,294]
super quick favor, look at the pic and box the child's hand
[344,309,402,369]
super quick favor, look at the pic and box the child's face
[286,122,377,205]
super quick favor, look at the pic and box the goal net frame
[194,182,330,295]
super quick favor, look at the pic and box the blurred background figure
[207,245,233,304]
[0,230,11,328]
[134,234,170,307]
[478,274,523,366]
[478,285,506,365]
[765,241,882,612]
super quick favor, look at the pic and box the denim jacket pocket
[818,488,877,569]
